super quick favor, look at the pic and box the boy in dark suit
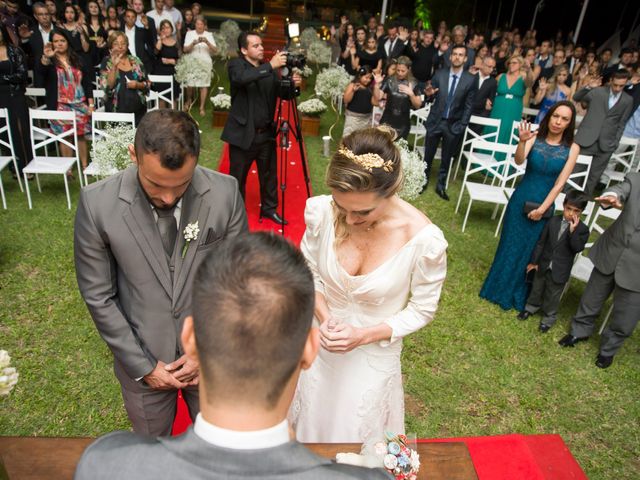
[518,190,590,332]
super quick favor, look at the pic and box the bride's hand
[320,322,364,353]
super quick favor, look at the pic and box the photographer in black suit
[221,31,300,224]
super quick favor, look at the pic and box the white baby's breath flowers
[175,55,212,86]
[0,350,19,396]
[91,124,136,178]
[182,221,200,258]
[314,66,352,100]
[210,93,232,111]
[297,98,327,117]
[395,138,427,201]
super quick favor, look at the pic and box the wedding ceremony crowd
[1,0,639,478]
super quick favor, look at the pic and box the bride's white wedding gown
[289,195,447,445]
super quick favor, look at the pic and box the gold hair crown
[338,147,394,173]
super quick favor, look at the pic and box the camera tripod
[262,90,312,236]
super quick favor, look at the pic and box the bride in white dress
[289,127,447,445]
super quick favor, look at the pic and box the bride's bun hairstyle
[326,126,404,198]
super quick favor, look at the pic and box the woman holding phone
[182,15,216,116]
[99,30,149,125]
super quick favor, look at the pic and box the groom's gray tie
[156,207,177,256]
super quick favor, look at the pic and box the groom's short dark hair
[192,232,315,407]
[134,110,200,169]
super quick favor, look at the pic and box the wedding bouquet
[314,66,351,100]
[306,39,332,66]
[395,138,427,201]
[297,98,327,117]
[210,93,232,111]
[91,125,136,178]
[0,350,19,396]
[299,27,320,50]
[175,55,212,85]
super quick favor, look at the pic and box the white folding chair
[564,154,593,192]
[84,111,136,184]
[448,115,501,189]
[23,109,82,209]
[93,89,106,112]
[522,107,540,121]
[147,74,175,110]
[0,109,24,208]
[455,140,518,233]
[25,87,47,109]
[371,105,383,127]
[409,105,430,152]
[603,137,639,187]
[510,120,539,145]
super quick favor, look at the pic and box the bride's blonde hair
[326,126,404,241]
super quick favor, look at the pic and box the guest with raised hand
[0,24,32,178]
[534,65,571,123]
[85,0,107,66]
[103,5,121,34]
[352,33,382,74]
[480,102,580,312]
[18,2,54,88]
[38,29,93,170]
[290,127,447,445]
[373,55,421,139]
[342,65,376,137]
[120,7,155,77]
[99,30,149,124]
[182,15,216,116]
[153,19,180,108]
[58,4,90,58]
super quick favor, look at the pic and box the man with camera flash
[221,31,301,224]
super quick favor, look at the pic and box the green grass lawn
[1,64,639,479]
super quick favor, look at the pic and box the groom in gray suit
[74,110,248,436]
[75,232,391,479]
[573,70,633,196]
[559,173,640,368]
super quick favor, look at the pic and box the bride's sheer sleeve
[381,227,448,346]
[300,196,328,295]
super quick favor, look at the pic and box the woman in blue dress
[480,101,580,311]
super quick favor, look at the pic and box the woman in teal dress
[480,101,580,311]
[490,55,532,145]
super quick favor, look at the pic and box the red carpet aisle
[171,100,312,435]
[421,434,587,479]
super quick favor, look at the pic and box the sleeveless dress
[183,30,214,87]
[490,74,526,146]
[289,195,448,445]
[479,139,570,311]
[535,89,568,124]
[50,64,91,136]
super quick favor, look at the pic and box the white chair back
[522,107,539,120]
[565,154,592,191]
[371,105,384,127]
[91,111,136,143]
[610,136,639,172]
[148,74,175,110]
[510,120,539,145]
[29,109,78,158]
[25,87,47,110]
[93,89,106,111]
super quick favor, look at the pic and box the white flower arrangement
[175,54,212,86]
[210,93,231,111]
[292,65,313,78]
[306,39,332,66]
[299,27,320,50]
[395,138,427,201]
[182,221,200,258]
[91,125,136,178]
[297,98,327,117]
[212,31,229,59]
[314,66,352,100]
[0,350,19,396]
[220,20,241,51]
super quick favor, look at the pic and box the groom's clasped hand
[319,319,364,353]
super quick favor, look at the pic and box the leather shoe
[435,187,449,201]
[558,334,588,347]
[261,211,288,225]
[595,354,614,369]
[538,323,551,333]
[517,310,531,320]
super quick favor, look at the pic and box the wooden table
[0,436,478,480]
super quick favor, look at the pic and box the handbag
[523,201,553,219]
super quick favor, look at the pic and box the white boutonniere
[182,221,199,258]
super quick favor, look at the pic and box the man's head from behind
[183,232,318,413]
[129,110,200,209]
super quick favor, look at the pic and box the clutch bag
[523,201,553,219]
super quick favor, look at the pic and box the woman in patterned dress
[39,29,93,170]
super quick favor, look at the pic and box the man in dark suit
[378,22,407,60]
[422,44,477,200]
[559,173,640,369]
[221,31,300,225]
[518,190,590,332]
[602,47,634,83]
[470,56,497,122]
[573,70,634,196]
[74,110,248,436]
[121,8,155,75]
[75,233,391,480]
[17,2,52,86]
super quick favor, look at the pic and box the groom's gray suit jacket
[74,166,248,388]
[590,172,640,292]
[74,429,392,479]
